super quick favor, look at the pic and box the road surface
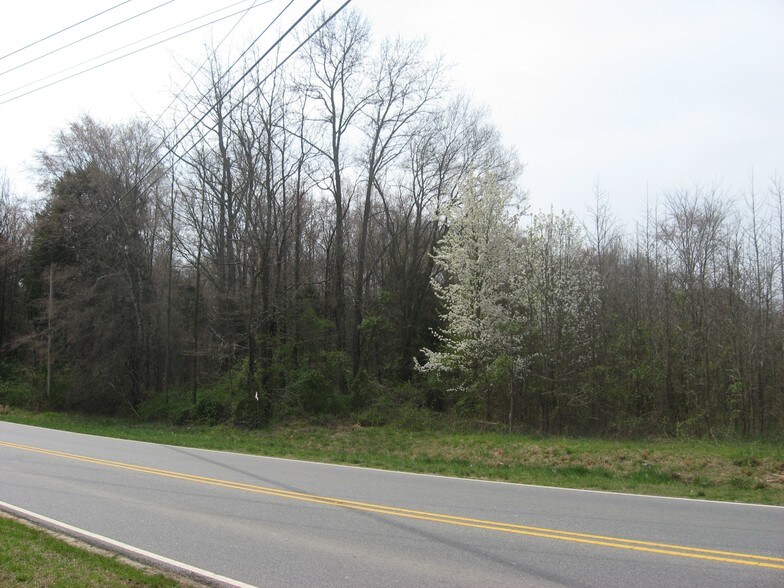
[1,421,782,587]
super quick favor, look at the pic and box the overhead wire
[174,0,354,165]
[146,0,274,132]
[146,0,297,160]
[0,0,274,105]
[78,0,353,242]
[155,0,295,141]
[0,0,135,64]
[0,0,177,78]
[30,0,275,262]
[200,0,297,103]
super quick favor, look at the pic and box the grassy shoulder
[0,514,192,587]
[2,408,783,506]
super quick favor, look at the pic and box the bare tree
[299,9,371,354]
[351,36,441,376]
[0,172,28,360]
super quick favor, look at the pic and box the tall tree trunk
[163,180,175,403]
[352,146,378,375]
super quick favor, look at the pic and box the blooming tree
[418,172,598,425]
[416,173,522,415]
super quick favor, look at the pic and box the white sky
[1,0,782,227]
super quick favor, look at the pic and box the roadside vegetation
[0,7,782,524]
[0,9,782,445]
[1,6,782,583]
[2,408,782,506]
[0,514,190,587]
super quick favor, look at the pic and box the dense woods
[0,11,782,437]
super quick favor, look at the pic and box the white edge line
[3,419,783,510]
[0,500,257,588]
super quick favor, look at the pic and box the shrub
[290,368,336,414]
[0,362,46,410]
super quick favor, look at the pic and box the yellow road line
[2,440,783,570]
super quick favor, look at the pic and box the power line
[79,0,353,243]
[147,0,274,132]
[0,0,272,104]
[148,0,294,137]
[31,0,298,261]
[0,0,135,64]
[0,0,177,78]
[212,0,297,99]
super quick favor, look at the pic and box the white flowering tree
[418,177,599,428]
[416,173,522,417]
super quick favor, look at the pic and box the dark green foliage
[195,396,229,425]
[0,363,43,409]
[137,394,194,425]
[289,364,344,415]
[0,361,72,412]
[26,117,162,414]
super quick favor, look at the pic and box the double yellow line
[2,439,783,571]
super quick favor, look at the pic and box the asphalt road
[0,421,782,587]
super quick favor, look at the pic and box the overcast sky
[1,0,782,227]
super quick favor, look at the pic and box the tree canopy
[0,10,781,437]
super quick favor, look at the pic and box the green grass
[2,409,783,505]
[0,515,184,587]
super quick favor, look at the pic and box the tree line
[0,10,781,436]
